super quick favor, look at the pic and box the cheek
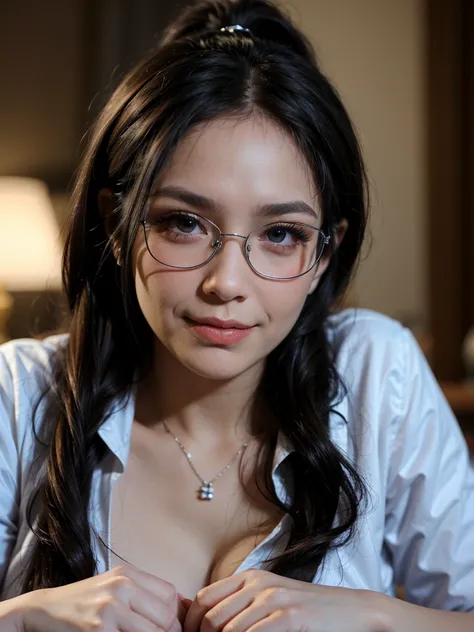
[263,277,312,328]
[133,244,198,333]
[135,269,195,317]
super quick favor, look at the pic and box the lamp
[0,177,63,343]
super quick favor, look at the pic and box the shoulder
[0,332,68,377]
[326,308,424,446]
[326,308,416,388]
[327,307,406,353]
[0,333,69,453]
[327,304,426,375]
[325,308,457,479]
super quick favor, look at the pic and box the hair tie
[220,25,252,35]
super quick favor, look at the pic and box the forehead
[154,114,318,207]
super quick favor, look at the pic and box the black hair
[22,0,368,590]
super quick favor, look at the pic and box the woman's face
[133,115,333,381]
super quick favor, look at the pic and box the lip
[185,316,255,345]
[189,316,252,329]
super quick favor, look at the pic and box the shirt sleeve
[0,349,20,591]
[384,328,474,610]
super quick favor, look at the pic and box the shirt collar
[271,392,349,504]
[97,384,137,470]
[98,384,349,474]
[272,389,349,469]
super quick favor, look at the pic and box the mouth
[184,316,255,345]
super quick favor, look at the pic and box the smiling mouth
[184,317,255,345]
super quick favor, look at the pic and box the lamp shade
[0,177,63,291]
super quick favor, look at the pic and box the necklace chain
[162,420,248,500]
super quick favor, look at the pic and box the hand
[183,569,391,632]
[18,564,186,632]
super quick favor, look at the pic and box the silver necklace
[162,421,248,501]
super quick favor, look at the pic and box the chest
[109,424,283,598]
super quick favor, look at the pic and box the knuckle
[162,580,178,604]
[259,586,288,605]
[243,569,261,584]
[107,574,134,598]
[202,610,218,632]
[223,621,238,632]
[87,619,107,632]
[195,586,213,608]
[110,563,130,578]
[96,594,117,615]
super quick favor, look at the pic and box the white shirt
[0,309,473,609]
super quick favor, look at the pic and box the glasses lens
[144,212,220,268]
[247,223,324,278]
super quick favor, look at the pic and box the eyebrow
[150,185,319,221]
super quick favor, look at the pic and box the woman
[0,0,473,630]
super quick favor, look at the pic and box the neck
[136,341,266,446]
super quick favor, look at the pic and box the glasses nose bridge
[213,231,248,254]
[219,231,247,241]
[210,231,251,277]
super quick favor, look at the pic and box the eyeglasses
[141,211,331,280]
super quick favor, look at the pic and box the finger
[215,589,296,632]
[184,576,247,632]
[178,592,193,607]
[116,601,177,632]
[207,569,302,600]
[117,564,178,605]
[129,582,181,631]
[246,610,294,632]
[177,598,191,624]
[109,565,181,626]
[197,588,255,632]
[178,595,193,623]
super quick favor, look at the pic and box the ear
[308,219,348,295]
[98,188,121,264]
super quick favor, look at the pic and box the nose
[201,235,249,302]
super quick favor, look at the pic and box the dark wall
[0,1,84,188]
[83,0,191,125]
[0,0,190,339]
[0,0,190,191]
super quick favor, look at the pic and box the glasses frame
[141,213,331,280]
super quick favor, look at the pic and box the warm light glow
[0,177,62,291]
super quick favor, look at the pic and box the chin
[177,347,262,382]
[184,357,254,382]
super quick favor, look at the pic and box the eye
[261,223,312,246]
[266,226,287,243]
[149,211,206,235]
[169,214,199,233]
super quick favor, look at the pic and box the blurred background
[0,0,473,443]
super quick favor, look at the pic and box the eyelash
[147,211,313,238]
